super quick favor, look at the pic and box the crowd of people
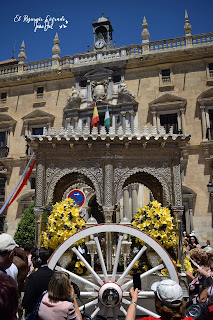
[1,231,213,320]
[0,233,82,320]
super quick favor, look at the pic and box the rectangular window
[32,127,43,135]
[209,64,213,78]
[37,87,44,98]
[113,75,121,83]
[0,132,6,148]
[162,69,171,83]
[80,80,87,88]
[0,177,6,203]
[1,92,7,102]
[160,113,179,134]
[0,132,8,157]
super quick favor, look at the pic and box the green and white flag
[104,106,110,133]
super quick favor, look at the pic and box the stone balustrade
[28,124,190,142]
[0,64,18,75]
[23,59,53,72]
[0,32,212,77]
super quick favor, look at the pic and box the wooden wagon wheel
[48,224,179,319]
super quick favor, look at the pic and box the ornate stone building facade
[0,12,213,244]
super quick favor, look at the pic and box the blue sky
[0,0,212,62]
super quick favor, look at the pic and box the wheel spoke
[91,306,100,319]
[80,292,98,298]
[94,235,108,282]
[121,263,164,290]
[79,298,98,311]
[111,234,123,282]
[55,266,99,290]
[117,245,147,285]
[123,291,155,298]
[72,247,104,286]
[120,305,127,316]
[122,298,160,318]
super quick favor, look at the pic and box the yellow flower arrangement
[132,200,178,250]
[130,200,193,275]
[42,197,86,250]
[131,200,179,275]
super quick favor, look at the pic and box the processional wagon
[27,124,190,319]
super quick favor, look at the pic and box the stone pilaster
[173,206,184,268]
[172,152,182,207]
[180,109,186,134]
[200,106,207,140]
[35,160,45,247]
[34,206,44,248]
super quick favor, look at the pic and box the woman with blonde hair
[38,271,82,320]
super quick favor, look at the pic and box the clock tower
[92,12,114,50]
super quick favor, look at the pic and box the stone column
[151,111,157,127]
[129,110,135,132]
[108,77,112,100]
[121,111,126,131]
[180,109,186,134]
[103,160,115,271]
[35,160,45,247]
[172,151,184,268]
[132,183,138,218]
[112,115,116,130]
[200,106,207,140]
[34,207,44,247]
[123,186,130,220]
[87,80,91,102]
[73,117,78,129]
[172,206,184,267]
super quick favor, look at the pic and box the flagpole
[0,152,35,215]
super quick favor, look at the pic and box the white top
[6,263,18,283]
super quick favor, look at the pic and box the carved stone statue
[119,81,135,98]
[67,86,80,101]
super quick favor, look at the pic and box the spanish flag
[91,104,100,129]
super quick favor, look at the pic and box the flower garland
[42,197,86,250]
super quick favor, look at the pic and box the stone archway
[117,172,165,222]
[53,172,94,204]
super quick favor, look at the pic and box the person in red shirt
[126,279,194,320]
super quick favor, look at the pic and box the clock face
[95,39,105,49]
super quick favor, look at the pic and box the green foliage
[14,201,35,247]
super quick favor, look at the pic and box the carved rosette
[45,162,103,206]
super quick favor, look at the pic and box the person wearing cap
[0,233,17,274]
[126,279,194,320]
